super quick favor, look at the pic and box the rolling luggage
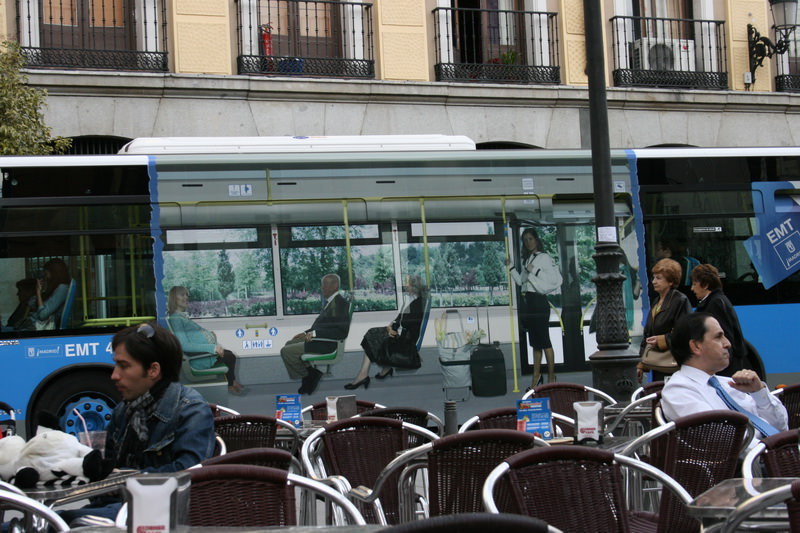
[436,310,472,401]
[469,307,507,397]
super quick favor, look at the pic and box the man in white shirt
[661,313,787,441]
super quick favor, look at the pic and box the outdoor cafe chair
[630,381,665,403]
[522,382,617,437]
[604,391,665,438]
[213,414,300,455]
[379,512,562,533]
[772,383,800,429]
[301,416,438,525]
[359,406,445,437]
[458,406,574,437]
[482,446,691,533]
[199,446,302,473]
[349,428,547,524]
[302,399,386,421]
[718,478,800,533]
[619,410,753,532]
[0,489,70,532]
[742,428,800,479]
[208,402,240,418]
[187,464,365,527]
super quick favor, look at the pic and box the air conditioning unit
[632,38,696,72]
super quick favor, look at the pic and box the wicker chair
[742,429,800,478]
[380,512,561,533]
[359,406,445,438]
[213,414,300,455]
[772,383,800,429]
[522,382,617,437]
[302,400,385,421]
[720,478,800,533]
[482,446,691,533]
[199,446,300,472]
[351,428,547,524]
[458,406,574,437]
[619,410,753,533]
[208,402,240,418]
[301,416,439,525]
[629,381,665,403]
[187,464,365,527]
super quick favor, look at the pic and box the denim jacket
[106,381,215,472]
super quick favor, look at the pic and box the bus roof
[118,135,477,154]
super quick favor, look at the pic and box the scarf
[116,379,169,468]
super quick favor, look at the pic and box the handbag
[379,334,422,369]
[641,344,678,373]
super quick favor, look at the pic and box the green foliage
[501,50,518,65]
[0,41,70,155]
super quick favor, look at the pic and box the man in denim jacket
[61,323,215,525]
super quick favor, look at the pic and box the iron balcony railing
[16,0,168,71]
[237,0,374,78]
[610,15,727,90]
[775,25,800,92]
[433,6,559,85]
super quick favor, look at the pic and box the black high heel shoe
[374,368,394,380]
[344,377,370,390]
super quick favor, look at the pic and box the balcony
[610,16,727,90]
[433,6,559,85]
[16,0,168,71]
[774,26,800,92]
[237,0,374,78]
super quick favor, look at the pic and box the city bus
[1,136,799,435]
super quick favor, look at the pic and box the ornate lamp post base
[589,348,641,403]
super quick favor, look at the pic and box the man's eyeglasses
[137,323,155,338]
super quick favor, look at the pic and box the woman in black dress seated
[345,275,429,390]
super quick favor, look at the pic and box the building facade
[1,0,799,149]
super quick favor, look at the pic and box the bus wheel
[28,370,121,438]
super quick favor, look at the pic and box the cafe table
[70,526,385,532]
[687,477,798,530]
[23,469,139,508]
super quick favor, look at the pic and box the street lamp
[748,0,798,83]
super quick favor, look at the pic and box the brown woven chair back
[307,400,380,421]
[319,417,410,524]
[466,406,517,431]
[213,415,279,452]
[778,383,800,429]
[760,429,800,477]
[789,479,800,532]
[500,446,630,532]
[200,447,294,470]
[361,406,433,446]
[188,465,295,527]
[427,429,538,517]
[642,380,665,396]
[379,512,553,533]
[532,382,589,437]
[655,410,750,533]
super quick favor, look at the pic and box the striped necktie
[707,376,779,437]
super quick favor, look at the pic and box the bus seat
[300,297,354,376]
[165,315,228,383]
[58,280,77,329]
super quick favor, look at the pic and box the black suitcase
[469,306,507,397]
[470,342,507,396]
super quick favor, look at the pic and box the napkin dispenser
[573,401,604,444]
[125,471,190,533]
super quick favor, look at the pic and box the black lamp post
[748,0,798,83]
[583,0,639,402]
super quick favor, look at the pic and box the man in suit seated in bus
[280,274,350,395]
[661,313,787,446]
[59,323,216,526]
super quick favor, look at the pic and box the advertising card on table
[516,398,553,439]
[276,394,303,428]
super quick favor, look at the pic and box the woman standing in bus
[691,263,747,376]
[507,228,562,389]
[167,286,244,394]
[25,259,71,330]
[637,258,691,381]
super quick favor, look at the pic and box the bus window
[162,228,275,318]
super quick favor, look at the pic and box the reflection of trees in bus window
[280,224,396,315]
[400,220,508,307]
[163,228,274,318]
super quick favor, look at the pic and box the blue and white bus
[1,137,798,435]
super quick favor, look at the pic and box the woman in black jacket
[345,275,429,390]
[638,258,692,382]
[691,263,747,376]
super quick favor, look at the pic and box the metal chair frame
[458,406,574,437]
[0,489,70,532]
[482,447,692,532]
[301,417,439,525]
[717,478,800,533]
[742,429,800,479]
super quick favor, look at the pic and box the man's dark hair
[671,312,712,365]
[111,323,182,382]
